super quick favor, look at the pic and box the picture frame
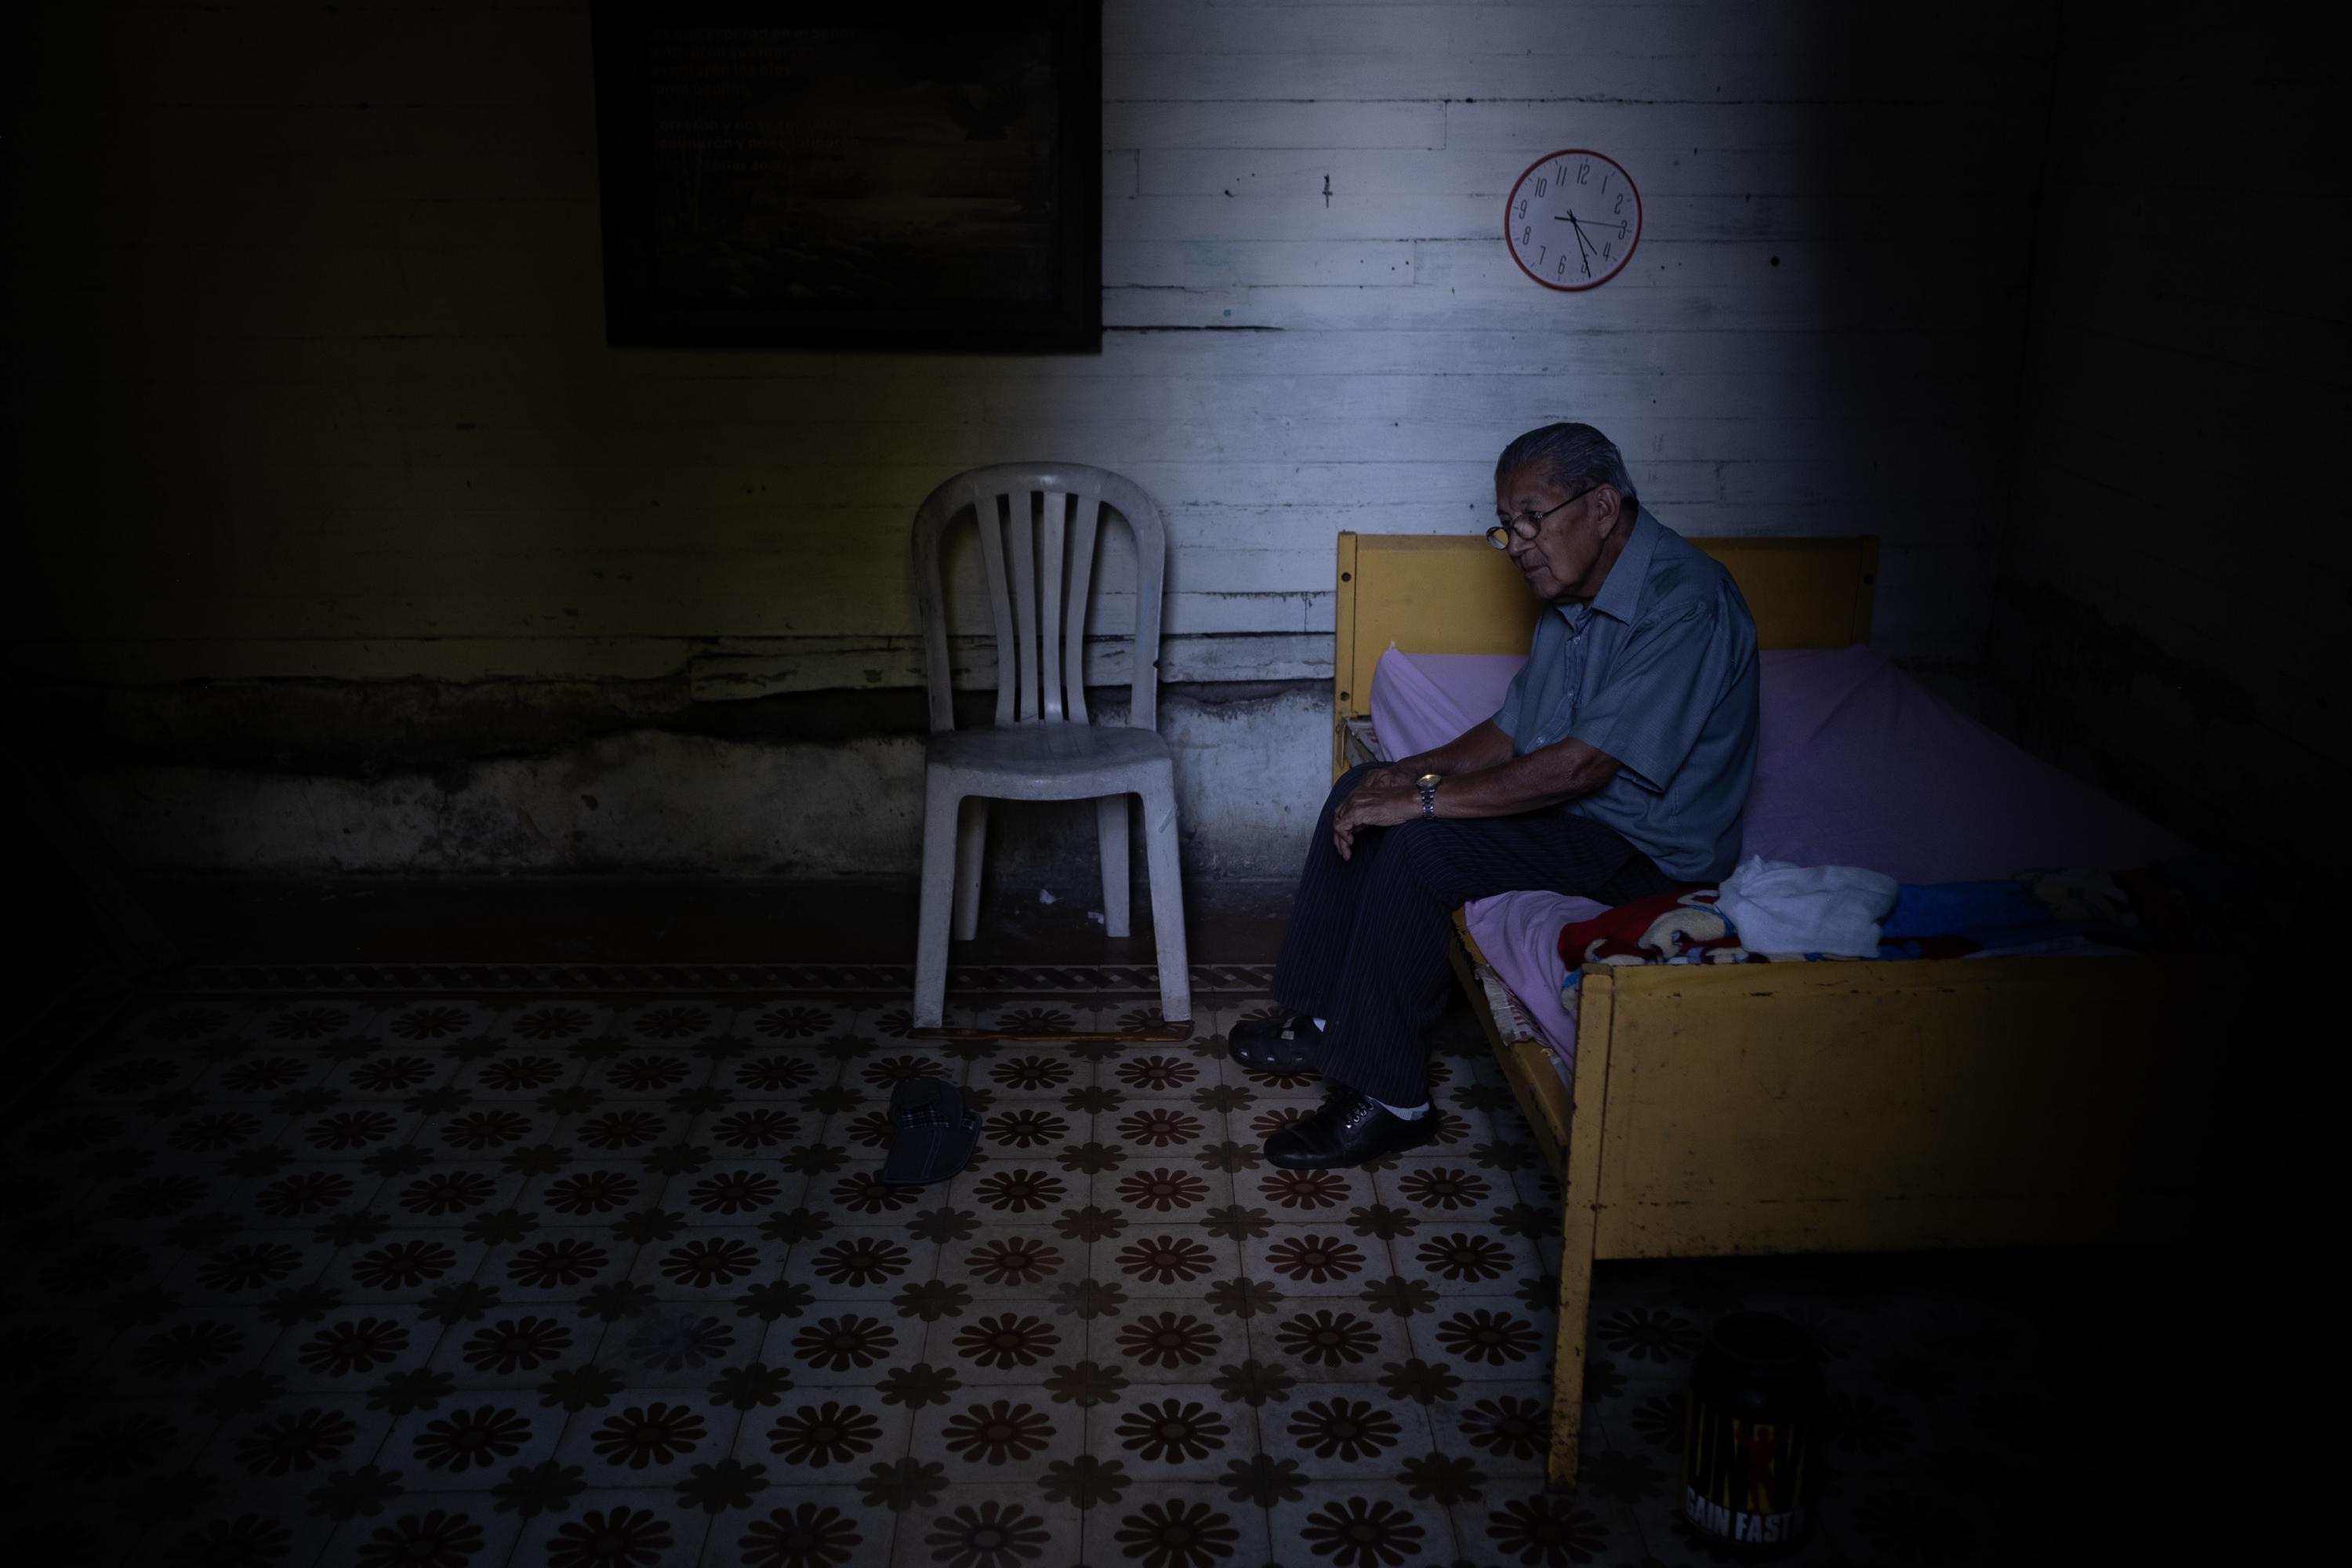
[590,2,1102,352]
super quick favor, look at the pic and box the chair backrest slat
[913,463,1167,737]
[1038,492,1068,722]
[970,484,1020,729]
[1062,492,1101,725]
[1007,490,1044,723]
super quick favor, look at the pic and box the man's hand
[1334,768,1422,860]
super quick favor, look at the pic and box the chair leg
[914,773,961,1029]
[1138,775,1191,1027]
[953,797,989,942]
[1095,793,1131,938]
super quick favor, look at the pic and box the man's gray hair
[1495,423,1639,515]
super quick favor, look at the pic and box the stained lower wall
[59,681,1330,896]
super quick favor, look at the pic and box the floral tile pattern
[1,981,2118,1566]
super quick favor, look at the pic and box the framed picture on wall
[590,2,1101,352]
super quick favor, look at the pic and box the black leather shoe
[1265,1089,1439,1169]
[1228,1013,1323,1073]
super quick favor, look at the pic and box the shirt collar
[1557,511,1657,627]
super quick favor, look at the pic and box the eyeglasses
[1484,481,1602,550]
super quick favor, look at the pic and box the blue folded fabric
[1881,880,2045,939]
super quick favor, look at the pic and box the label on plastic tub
[1682,1404,1816,1551]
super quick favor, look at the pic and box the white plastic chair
[909,463,1192,1030]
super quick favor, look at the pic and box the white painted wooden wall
[16,1,2060,707]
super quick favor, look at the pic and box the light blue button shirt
[1491,511,1760,882]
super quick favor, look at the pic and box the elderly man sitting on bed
[1237,422,1762,1168]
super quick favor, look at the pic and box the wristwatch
[1416,772,1442,818]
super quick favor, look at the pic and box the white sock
[1312,1017,1328,1032]
[1373,1096,1430,1120]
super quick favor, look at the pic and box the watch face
[1417,774,1442,789]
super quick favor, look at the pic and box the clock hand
[1556,216,1596,277]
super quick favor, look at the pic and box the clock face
[1505,150,1641,291]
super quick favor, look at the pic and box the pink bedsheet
[1368,645,2194,1063]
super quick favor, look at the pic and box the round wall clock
[1505,149,1641,290]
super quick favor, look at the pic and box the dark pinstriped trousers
[1272,763,1679,1105]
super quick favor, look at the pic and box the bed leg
[1548,1189,1599,1487]
[1548,968,1612,1490]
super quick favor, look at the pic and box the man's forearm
[1427,738,1620,818]
[1389,719,1514,779]
[1331,728,1621,857]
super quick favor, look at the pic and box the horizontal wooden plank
[1139,141,2046,201]
[1441,97,2055,158]
[16,406,2012,490]
[1104,100,1446,150]
[1107,5,1446,56]
[16,320,2016,395]
[1096,239,2035,332]
[1106,49,2050,104]
[1107,191,2024,245]
[18,179,2034,256]
[1411,231,2036,300]
[1104,238,1421,288]
[1105,3,2057,60]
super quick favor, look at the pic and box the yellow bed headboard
[1331,532,1877,762]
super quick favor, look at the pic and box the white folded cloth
[1715,855,1899,957]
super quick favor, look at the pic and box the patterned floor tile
[763,1311,916,1389]
[732,1393,912,1476]
[1236,1225,1388,1300]
[554,1397,746,1488]
[1092,1300,1247,1381]
[1269,1483,1460,1568]
[1457,1483,1644,1568]
[508,1490,713,1567]
[147,1497,347,1568]
[892,1482,1083,1568]
[1244,1300,1416,1388]
[200,1388,387,1477]
[383,1397,567,1486]
[908,1382,1089,1483]
[943,1225,1082,1301]
[727,1486,900,1568]
[1428,1379,1555,1478]
[318,1501,532,1568]
[1080,1483,1273,1568]
[1084,1378,1259,1481]
[263,1309,440,1392]
[1091,1161,1238,1218]
[1402,1299,1555,1382]
[104,1307,284,1388]
[927,1299,1075,1388]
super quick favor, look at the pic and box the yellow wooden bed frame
[1332,532,2251,1485]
